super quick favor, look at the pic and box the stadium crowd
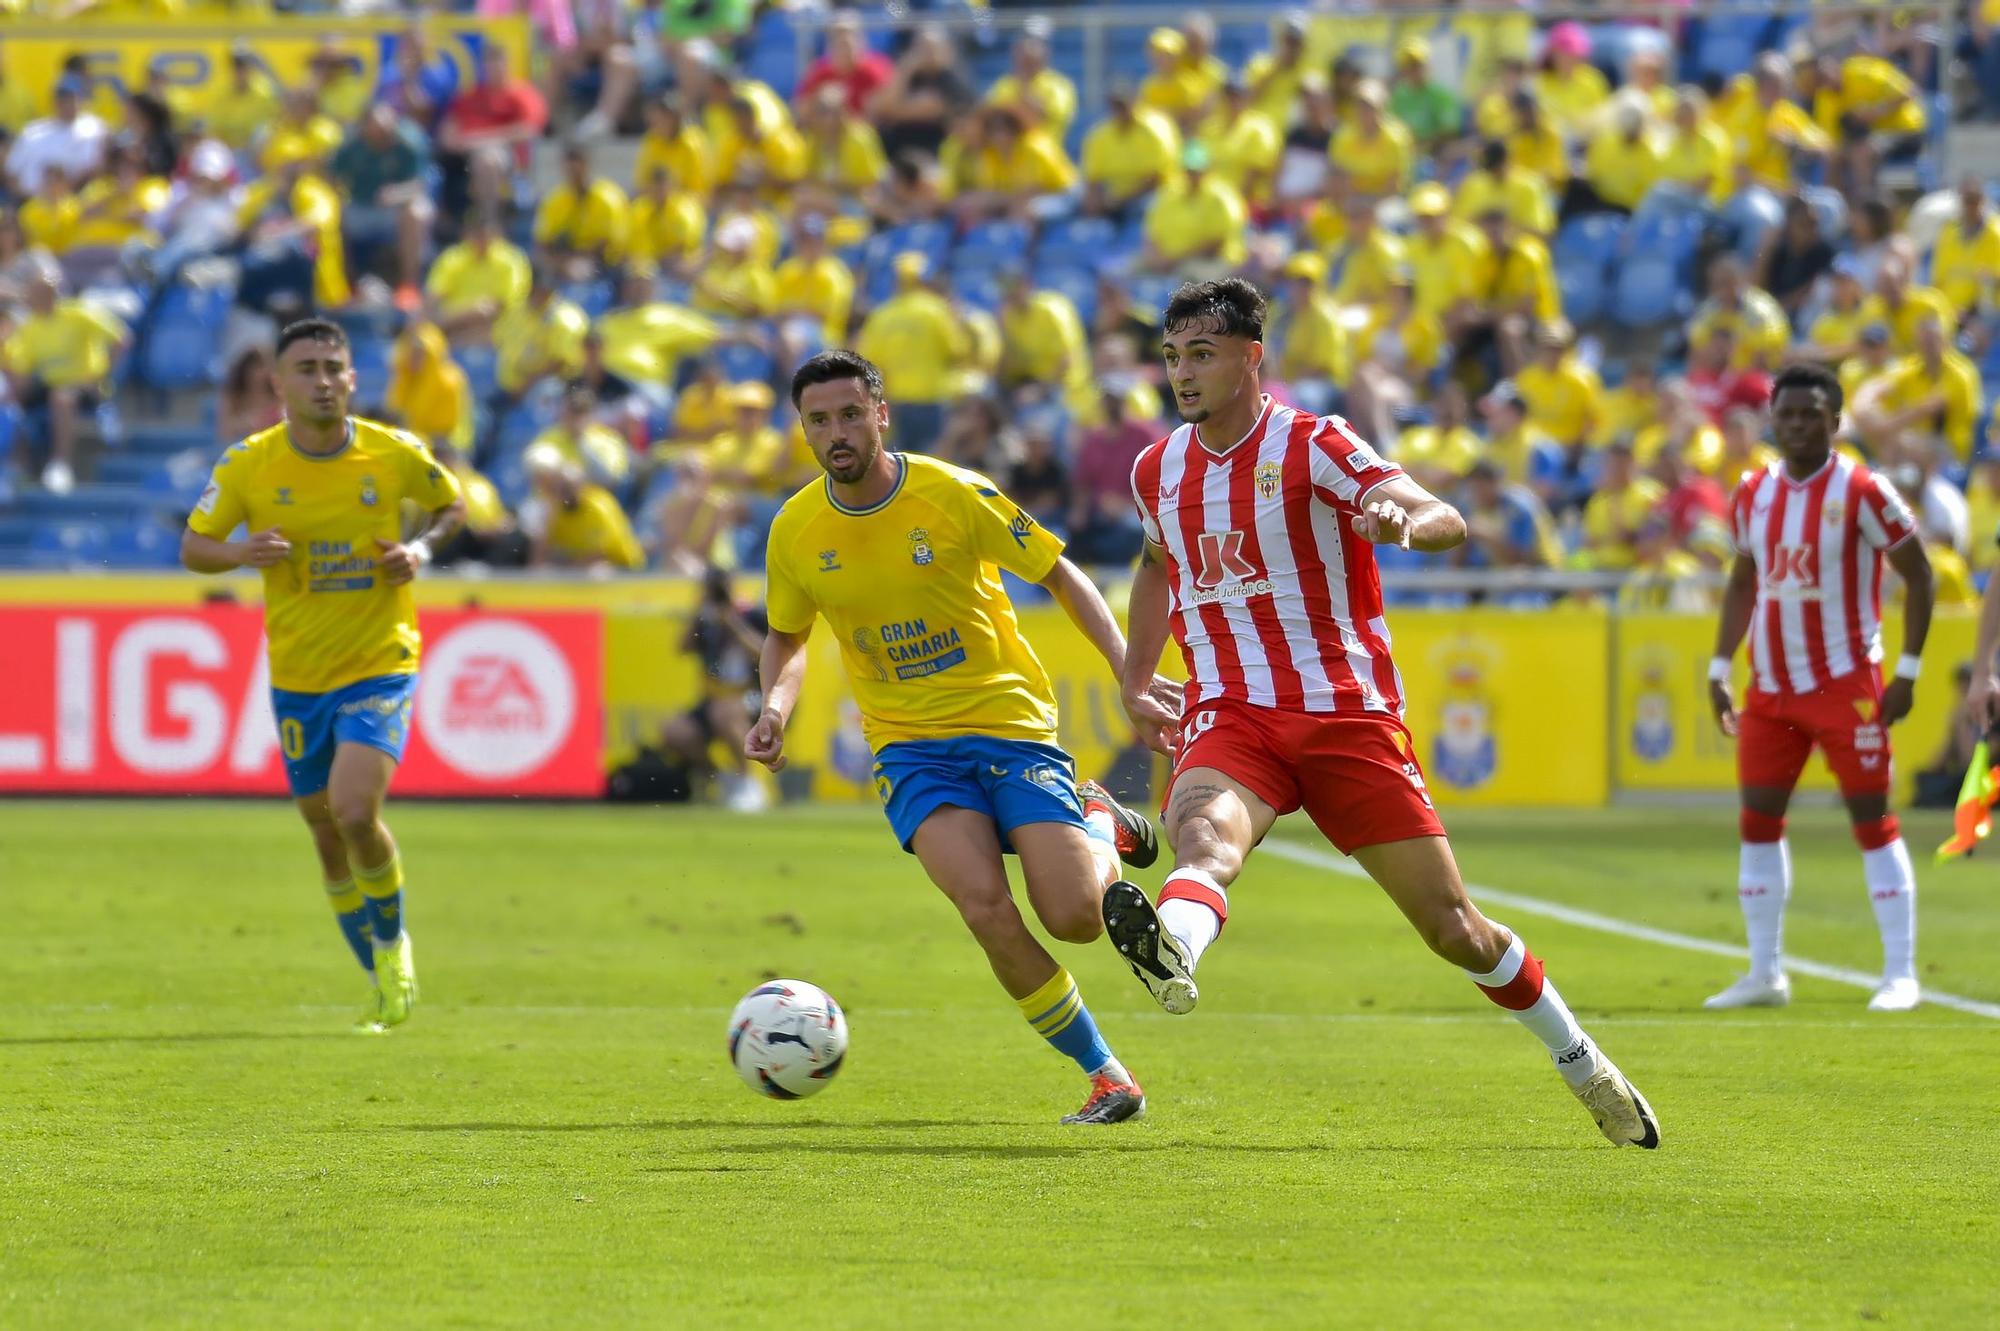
[1,1,1998,603]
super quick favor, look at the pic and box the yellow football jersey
[188,417,463,693]
[764,453,1066,750]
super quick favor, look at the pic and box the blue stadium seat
[124,425,217,457]
[1554,213,1627,269]
[349,335,394,409]
[713,341,776,385]
[1036,216,1118,268]
[103,521,182,568]
[30,520,111,565]
[1800,185,1847,241]
[1127,273,1183,318]
[1625,202,1705,277]
[866,220,954,271]
[1722,187,1786,261]
[1040,265,1099,327]
[1609,257,1687,327]
[1557,260,1610,325]
[1684,12,1776,85]
[951,266,1006,313]
[458,345,500,405]
[954,219,1035,269]
[139,283,231,390]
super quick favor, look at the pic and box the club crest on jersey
[359,475,379,507]
[908,527,934,566]
[1822,500,1843,527]
[1255,459,1283,499]
[274,486,295,506]
[1854,698,1878,722]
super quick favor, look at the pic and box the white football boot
[1703,972,1792,1009]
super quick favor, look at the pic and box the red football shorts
[1167,697,1446,855]
[1737,667,1892,797]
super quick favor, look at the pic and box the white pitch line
[1260,838,2000,1022]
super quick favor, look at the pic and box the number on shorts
[280,718,305,760]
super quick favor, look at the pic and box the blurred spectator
[256,88,343,177]
[1480,381,1564,496]
[20,167,79,256]
[660,565,770,811]
[597,268,720,385]
[1651,437,1730,542]
[430,441,526,569]
[874,151,946,228]
[1887,432,1970,554]
[1081,89,1180,225]
[1455,137,1555,237]
[1472,52,1532,141]
[1839,322,1900,404]
[559,0,645,140]
[1616,516,1709,612]
[1456,457,1561,570]
[1006,418,1069,529]
[309,42,372,128]
[440,44,549,217]
[1714,404,1779,483]
[1755,194,1835,319]
[1690,254,1790,372]
[495,266,590,401]
[1854,316,1981,460]
[942,104,1077,225]
[426,211,532,345]
[133,139,240,288]
[1634,378,1728,474]
[523,449,645,572]
[797,14,893,116]
[1326,195,1405,308]
[121,90,178,179]
[1534,22,1610,141]
[1196,78,1281,211]
[1803,256,1872,362]
[535,142,632,278]
[1597,360,1660,448]
[1506,93,1569,196]
[986,18,1078,140]
[1579,441,1664,570]
[1330,82,1414,198]
[1577,100,1663,217]
[63,140,165,288]
[1965,456,2000,572]
[1139,144,1246,275]
[1717,53,1829,193]
[1243,13,1312,127]
[1686,325,1774,423]
[331,105,434,302]
[1796,49,1926,204]
[714,92,808,194]
[1389,36,1462,154]
[652,381,799,572]
[233,158,349,316]
[772,213,855,348]
[856,254,966,451]
[996,271,1088,405]
[217,346,282,444]
[386,320,475,455]
[1137,27,1209,131]
[870,26,973,163]
[1396,381,1481,493]
[1272,77,1336,212]
[691,214,776,323]
[1515,322,1601,450]
[1862,253,1955,352]
[1623,49,1675,123]
[531,380,633,492]
[1843,196,1914,291]
[1931,177,2000,320]
[1659,90,1734,206]
[625,163,706,281]
[378,26,461,136]
[634,97,712,200]
[802,86,889,198]
[204,48,280,152]
[933,393,1013,472]
[1,268,126,494]
[1267,253,1347,418]
[1464,205,1559,374]
[7,74,107,196]
[1067,382,1157,566]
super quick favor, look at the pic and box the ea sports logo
[417,621,576,779]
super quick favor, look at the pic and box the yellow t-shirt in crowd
[542,484,644,570]
[494,295,589,395]
[2,299,127,386]
[856,290,969,405]
[773,254,856,344]
[634,125,713,196]
[1585,129,1666,211]
[1857,287,1959,352]
[1581,478,1666,570]
[187,417,463,692]
[1515,356,1603,448]
[1143,176,1248,265]
[1928,215,2000,314]
[999,291,1089,387]
[1659,120,1734,204]
[1874,352,1984,461]
[1328,120,1414,196]
[763,453,1067,750]
[1080,111,1181,201]
[1454,167,1555,235]
[987,69,1079,136]
[534,180,632,262]
[424,238,532,317]
[627,190,707,270]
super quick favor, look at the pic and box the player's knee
[1038,899,1103,946]
[329,792,382,844]
[953,889,1028,946]
[1419,904,1490,968]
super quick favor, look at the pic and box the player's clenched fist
[1350,498,1413,549]
[373,537,432,585]
[240,527,292,567]
[1122,676,1181,756]
[744,709,788,771]
[1709,680,1738,737]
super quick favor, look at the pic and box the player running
[1099,279,1660,1148]
[744,350,1179,1125]
[1704,363,1932,1012]
[181,318,465,1032]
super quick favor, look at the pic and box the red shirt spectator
[1071,400,1159,518]
[797,17,893,116]
[442,45,549,172]
[1686,365,1771,425]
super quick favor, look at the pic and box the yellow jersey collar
[826,451,907,516]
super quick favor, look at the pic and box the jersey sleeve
[1129,453,1165,547]
[960,470,1065,581]
[187,445,251,539]
[1856,471,1918,550]
[1729,476,1756,556]
[762,513,819,635]
[1306,414,1403,507]
[396,431,464,511]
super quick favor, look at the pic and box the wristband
[407,537,433,568]
[1707,656,1732,683]
[1894,654,1921,682]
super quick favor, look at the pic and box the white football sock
[1862,838,1917,983]
[1159,868,1226,967]
[1465,929,1601,1087]
[1088,1054,1133,1086]
[1739,838,1791,980]
[1081,808,1121,888]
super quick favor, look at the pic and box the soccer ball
[728,979,848,1100]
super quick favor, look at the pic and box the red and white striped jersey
[1731,453,1917,696]
[1130,396,1407,715]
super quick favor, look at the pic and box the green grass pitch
[4,800,1997,1329]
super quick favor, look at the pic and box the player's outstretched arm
[181,526,289,574]
[745,627,811,772]
[1707,553,1759,735]
[1882,536,1933,726]
[1349,475,1466,552]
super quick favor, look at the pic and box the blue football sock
[1016,967,1116,1076]
[325,878,374,973]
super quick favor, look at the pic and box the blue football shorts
[871,734,1088,854]
[269,672,419,798]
